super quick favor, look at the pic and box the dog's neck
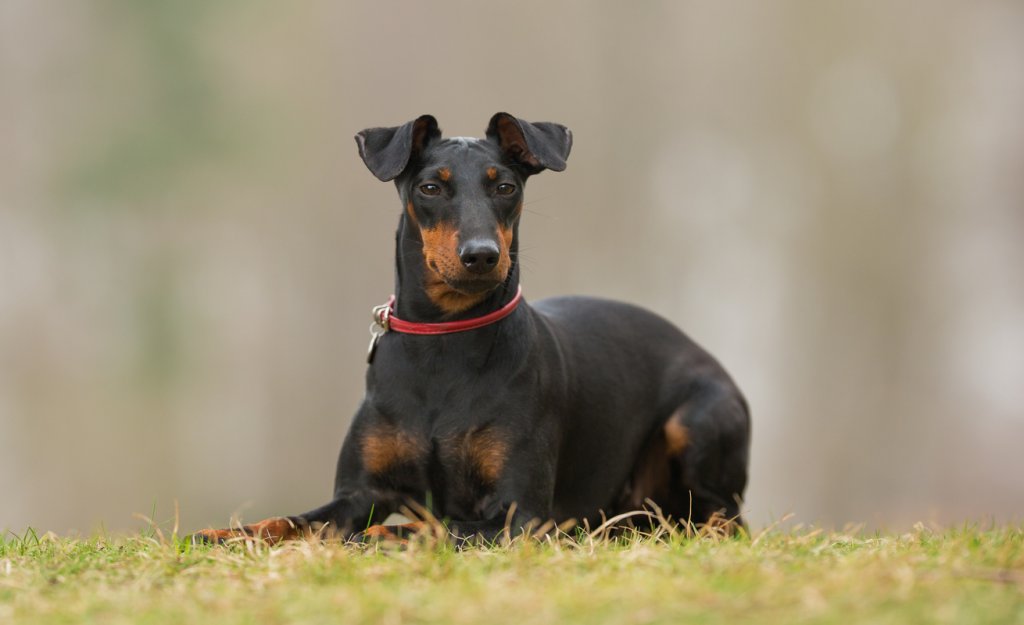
[392,213,521,324]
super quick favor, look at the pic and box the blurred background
[2,1,1023,535]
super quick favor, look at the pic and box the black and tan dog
[193,113,750,544]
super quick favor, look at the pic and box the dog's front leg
[444,505,555,545]
[189,489,384,545]
[447,451,560,545]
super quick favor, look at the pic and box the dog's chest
[363,344,530,517]
[361,421,509,519]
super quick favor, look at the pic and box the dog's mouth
[428,263,505,294]
[421,262,507,316]
[421,240,511,315]
[444,276,504,294]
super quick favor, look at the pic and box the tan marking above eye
[486,167,498,180]
[438,167,451,182]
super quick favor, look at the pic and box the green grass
[1,523,1022,624]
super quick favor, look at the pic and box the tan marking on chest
[448,427,509,485]
[361,425,427,474]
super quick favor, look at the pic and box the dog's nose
[459,240,500,274]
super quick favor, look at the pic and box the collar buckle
[366,301,393,363]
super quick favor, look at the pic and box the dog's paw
[188,528,232,545]
[188,517,302,546]
[352,522,427,544]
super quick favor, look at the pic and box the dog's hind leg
[612,381,748,533]
[657,382,750,531]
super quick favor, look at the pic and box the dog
[192,113,750,544]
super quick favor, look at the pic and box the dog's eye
[496,183,516,196]
[419,184,441,196]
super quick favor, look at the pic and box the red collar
[372,285,523,337]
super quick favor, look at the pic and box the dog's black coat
[195,113,750,543]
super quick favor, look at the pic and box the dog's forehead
[421,137,501,170]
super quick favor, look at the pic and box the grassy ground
[1,522,1022,625]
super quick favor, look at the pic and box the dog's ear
[486,112,572,174]
[355,115,441,181]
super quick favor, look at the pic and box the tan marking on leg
[192,517,302,546]
[246,517,301,543]
[191,528,234,543]
[437,167,451,182]
[664,420,689,456]
[361,424,427,474]
[616,409,692,512]
[362,521,426,541]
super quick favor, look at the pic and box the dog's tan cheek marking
[438,167,451,182]
[419,222,460,270]
[486,167,498,180]
[495,225,513,281]
[361,425,426,474]
[406,201,419,226]
[419,223,488,315]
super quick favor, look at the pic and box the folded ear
[355,115,441,181]
[485,112,572,174]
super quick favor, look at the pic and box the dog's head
[356,113,572,315]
